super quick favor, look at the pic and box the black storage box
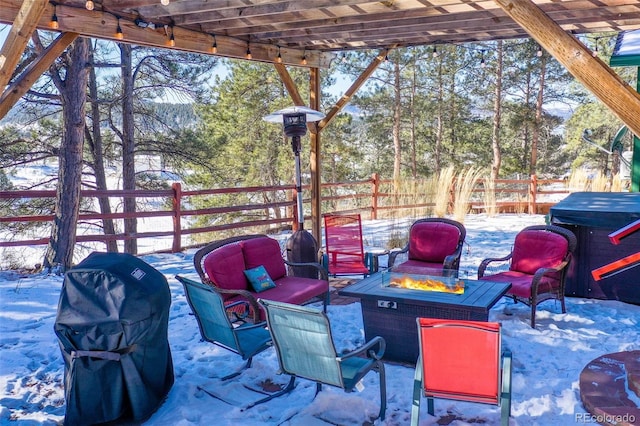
[55,252,174,425]
[550,192,640,304]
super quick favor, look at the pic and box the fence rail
[0,174,569,255]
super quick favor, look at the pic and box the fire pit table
[339,269,511,363]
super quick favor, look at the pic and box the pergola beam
[319,48,390,131]
[494,0,640,138]
[0,32,78,119]
[0,0,48,89]
[0,0,332,69]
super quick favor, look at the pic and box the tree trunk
[491,40,503,181]
[392,56,402,189]
[435,59,444,173]
[44,37,90,271]
[87,46,118,252]
[410,55,417,179]
[522,72,532,171]
[531,54,546,176]
[121,44,137,254]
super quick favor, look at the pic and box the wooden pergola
[2,0,640,244]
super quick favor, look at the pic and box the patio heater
[263,106,325,278]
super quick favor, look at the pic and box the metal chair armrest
[234,320,268,332]
[338,336,386,361]
[208,286,262,323]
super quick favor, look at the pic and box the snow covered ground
[1,214,639,425]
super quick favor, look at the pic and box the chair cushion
[481,270,561,298]
[241,237,287,280]
[244,265,277,293]
[265,276,329,305]
[511,230,568,275]
[408,222,460,263]
[392,259,445,274]
[234,276,328,321]
[202,243,248,296]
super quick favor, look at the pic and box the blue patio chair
[259,298,387,420]
[176,275,273,380]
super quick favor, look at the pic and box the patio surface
[329,277,359,305]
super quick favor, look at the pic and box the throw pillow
[244,265,276,293]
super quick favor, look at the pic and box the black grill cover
[55,252,174,425]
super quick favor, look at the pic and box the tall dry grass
[483,173,497,217]
[452,167,484,223]
[433,166,455,217]
[567,169,590,191]
[590,171,609,191]
[611,174,623,192]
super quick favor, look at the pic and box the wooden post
[529,174,537,215]
[310,67,322,245]
[371,173,379,220]
[171,182,182,253]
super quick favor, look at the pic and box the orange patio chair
[322,213,375,277]
[411,318,512,426]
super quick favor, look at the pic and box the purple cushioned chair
[477,225,577,328]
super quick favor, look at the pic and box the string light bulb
[85,0,94,10]
[432,46,438,58]
[210,35,218,54]
[160,0,170,5]
[480,50,486,68]
[246,41,252,59]
[301,50,307,65]
[276,46,282,63]
[592,43,598,57]
[115,17,123,40]
[49,5,59,29]
[536,46,543,57]
[167,26,175,47]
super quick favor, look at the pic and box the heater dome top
[263,106,325,123]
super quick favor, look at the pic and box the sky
[1,213,640,425]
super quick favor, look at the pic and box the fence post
[371,173,379,220]
[172,182,182,253]
[529,174,537,215]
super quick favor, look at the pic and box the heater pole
[292,135,304,229]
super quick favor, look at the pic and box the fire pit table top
[340,270,511,310]
[339,270,512,363]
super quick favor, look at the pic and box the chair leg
[377,360,387,420]
[221,357,252,381]
[427,398,435,416]
[410,356,423,426]
[242,376,297,410]
[530,302,536,328]
[500,350,513,426]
